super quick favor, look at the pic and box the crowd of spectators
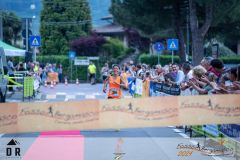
[102,57,240,96]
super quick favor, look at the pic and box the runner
[103,65,126,99]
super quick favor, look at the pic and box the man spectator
[88,61,97,85]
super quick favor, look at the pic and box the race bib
[110,88,119,96]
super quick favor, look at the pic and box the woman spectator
[57,64,63,83]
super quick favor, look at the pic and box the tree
[70,34,106,56]
[111,0,240,65]
[188,0,240,65]
[1,11,21,45]
[40,0,92,55]
[110,0,187,63]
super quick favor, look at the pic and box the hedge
[139,54,180,66]
[37,55,100,82]
[139,54,240,66]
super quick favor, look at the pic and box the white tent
[0,41,25,56]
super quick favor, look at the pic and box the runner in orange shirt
[103,65,126,99]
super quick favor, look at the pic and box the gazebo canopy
[0,41,25,56]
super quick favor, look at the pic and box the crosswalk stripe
[46,95,57,99]
[190,140,198,145]
[85,95,95,99]
[179,133,189,138]
[56,92,66,95]
[173,129,181,133]
[66,95,76,99]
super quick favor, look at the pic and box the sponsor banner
[202,124,219,137]
[135,79,143,96]
[0,95,240,133]
[220,124,240,141]
[152,82,181,96]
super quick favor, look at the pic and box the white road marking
[212,156,223,160]
[173,129,182,133]
[0,134,4,137]
[46,94,56,99]
[66,95,76,99]
[179,133,190,139]
[56,92,66,95]
[168,126,175,128]
[190,140,198,145]
[77,92,85,95]
[35,100,48,103]
[86,95,95,99]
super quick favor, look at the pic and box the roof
[0,41,25,56]
[93,24,125,34]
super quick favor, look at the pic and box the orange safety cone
[64,78,68,86]
[76,78,79,85]
[44,81,48,87]
[50,81,54,89]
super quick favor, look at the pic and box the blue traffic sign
[167,39,179,51]
[68,51,76,60]
[30,35,41,47]
[154,42,165,52]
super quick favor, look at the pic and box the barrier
[0,94,239,134]
[128,77,181,97]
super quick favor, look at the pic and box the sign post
[167,39,179,64]
[30,35,41,62]
[154,42,165,64]
[68,51,76,81]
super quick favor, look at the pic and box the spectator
[7,58,15,91]
[101,63,109,82]
[88,61,97,85]
[57,64,63,83]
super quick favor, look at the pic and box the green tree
[111,0,240,65]
[110,0,187,63]
[1,11,21,45]
[40,0,92,55]
[186,0,240,64]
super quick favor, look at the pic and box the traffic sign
[68,51,76,60]
[167,39,179,51]
[88,57,99,60]
[30,36,41,47]
[74,59,89,66]
[154,42,165,52]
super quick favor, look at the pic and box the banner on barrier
[154,82,181,96]
[0,95,240,133]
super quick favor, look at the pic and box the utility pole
[26,18,29,51]
[186,7,190,62]
[0,11,3,41]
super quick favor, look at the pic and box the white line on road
[86,95,95,99]
[179,133,190,139]
[56,92,66,95]
[0,134,4,137]
[212,156,223,160]
[173,129,182,133]
[190,140,198,145]
[46,95,57,99]
[77,92,85,95]
[66,95,76,99]
[168,126,175,128]
[35,100,48,103]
